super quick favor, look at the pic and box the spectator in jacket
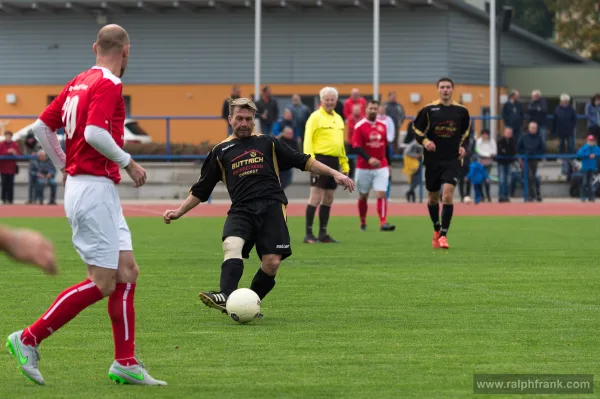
[222,85,241,136]
[384,91,405,142]
[277,127,299,190]
[255,85,279,135]
[30,150,57,205]
[289,95,311,142]
[553,93,577,154]
[475,129,496,202]
[527,90,548,150]
[576,135,600,202]
[586,94,600,142]
[342,88,366,120]
[502,90,524,141]
[24,130,39,155]
[496,127,517,202]
[402,122,423,203]
[457,124,475,202]
[518,122,545,202]
[0,131,20,204]
[273,108,296,138]
[466,155,490,205]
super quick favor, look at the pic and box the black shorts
[222,199,291,261]
[310,154,339,190]
[425,160,460,192]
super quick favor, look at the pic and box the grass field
[0,215,599,398]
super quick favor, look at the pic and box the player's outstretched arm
[0,225,58,275]
[309,160,355,192]
[163,194,201,224]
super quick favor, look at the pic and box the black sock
[428,203,441,231]
[220,258,244,296]
[319,205,331,236]
[306,205,316,236]
[440,204,454,237]
[249,268,276,300]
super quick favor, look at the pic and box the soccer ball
[463,196,472,204]
[226,288,261,324]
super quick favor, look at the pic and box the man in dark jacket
[517,122,545,202]
[527,90,548,151]
[552,93,577,154]
[502,90,524,142]
[222,85,241,136]
[255,86,279,135]
[496,127,517,202]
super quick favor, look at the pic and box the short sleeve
[189,148,224,202]
[39,88,68,131]
[86,79,122,129]
[274,137,313,172]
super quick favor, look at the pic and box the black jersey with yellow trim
[412,100,471,165]
[190,133,315,207]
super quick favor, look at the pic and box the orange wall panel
[0,83,502,144]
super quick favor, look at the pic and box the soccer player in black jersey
[412,77,471,249]
[162,97,355,315]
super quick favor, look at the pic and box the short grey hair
[560,93,570,102]
[319,86,338,101]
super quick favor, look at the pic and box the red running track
[0,201,598,218]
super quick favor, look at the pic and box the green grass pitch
[0,215,598,398]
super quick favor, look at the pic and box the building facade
[0,0,592,143]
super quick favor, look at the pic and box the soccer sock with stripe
[440,204,454,237]
[108,283,137,366]
[249,268,276,300]
[305,205,317,236]
[21,279,104,346]
[220,258,244,296]
[319,205,331,236]
[377,197,387,225]
[358,199,368,225]
[427,203,441,232]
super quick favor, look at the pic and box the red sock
[358,199,368,224]
[108,283,138,366]
[21,279,104,346]
[377,197,387,225]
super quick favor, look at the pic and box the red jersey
[39,66,126,184]
[352,118,389,169]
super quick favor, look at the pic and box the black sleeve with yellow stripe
[412,107,431,146]
[189,147,224,202]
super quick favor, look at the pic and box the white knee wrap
[223,236,245,260]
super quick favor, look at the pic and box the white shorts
[355,167,390,194]
[64,175,132,269]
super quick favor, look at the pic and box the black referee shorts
[222,199,291,261]
[311,154,339,190]
[425,160,461,192]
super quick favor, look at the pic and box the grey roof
[0,0,593,64]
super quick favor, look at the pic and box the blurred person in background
[385,91,405,142]
[289,95,311,142]
[457,124,475,203]
[343,88,366,120]
[0,131,21,204]
[527,90,548,151]
[552,93,577,154]
[30,150,57,205]
[277,126,299,190]
[376,104,396,200]
[496,127,517,202]
[222,85,241,136]
[24,130,39,155]
[402,121,422,203]
[517,122,545,202]
[0,225,57,274]
[273,108,296,138]
[344,104,362,179]
[465,155,490,205]
[502,90,524,142]
[475,129,496,202]
[304,87,349,244]
[576,135,600,202]
[586,94,600,143]
[256,85,279,135]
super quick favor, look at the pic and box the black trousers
[1,173,15,204]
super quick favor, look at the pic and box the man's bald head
[95,24,129,56]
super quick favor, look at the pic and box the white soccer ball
[226,288,261,324]
[463,196,472,204]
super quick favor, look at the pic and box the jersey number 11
[62,95,79,140]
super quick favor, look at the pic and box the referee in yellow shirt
[303,86,350,243]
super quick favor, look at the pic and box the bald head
[95,24,129,56]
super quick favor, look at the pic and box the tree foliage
[546,0,600,61]
[498,0,555,39]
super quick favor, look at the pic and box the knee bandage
[223,236,245,260]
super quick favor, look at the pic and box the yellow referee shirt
[303,107,349,173]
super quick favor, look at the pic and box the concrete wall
[505,66,600,97]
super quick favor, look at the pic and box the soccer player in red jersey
[353,100,396,232]
[6,25,166,386]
